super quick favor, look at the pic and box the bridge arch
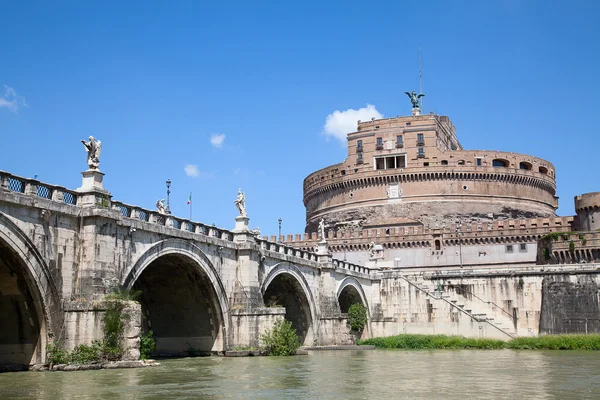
[0,213,62,368]
[261,263,317,346]
[123,239,230,355]
[337,277,369,315]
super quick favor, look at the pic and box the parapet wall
[282,216,575,251]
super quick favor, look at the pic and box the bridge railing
[1,170,372,272]
[331,259,372,275]
[255,237,319,261]
[0,170,79,206]
[111,200,235,242]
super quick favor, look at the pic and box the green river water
[1,350,599,399]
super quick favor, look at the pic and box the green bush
[46,344,69,365]
[140,330,156,360]
[347,303,368,332]
[260,318,300,356]
[70,341,102,364]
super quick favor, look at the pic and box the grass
[359,334,504,349]
[507,335,600,350]
[358,334,600,350]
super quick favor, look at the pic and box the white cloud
[184,164,214,179]
[323,104,383,143]
[210,133,225,148]
[0,85,27,113]
[184,164,200,177]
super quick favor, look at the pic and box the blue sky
[2,1,599,236]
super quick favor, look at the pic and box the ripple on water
[1,350,600,399]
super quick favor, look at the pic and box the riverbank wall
[362,264,600,341]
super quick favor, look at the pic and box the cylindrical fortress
[575,192,600,231]
[304,113,557,232]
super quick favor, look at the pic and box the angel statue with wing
[81,136,102,170]
[404,91,425,109]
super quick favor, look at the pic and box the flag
[187,193,192,205]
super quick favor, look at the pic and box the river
[1,350,600,399]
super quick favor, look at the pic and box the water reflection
[1,350,600,399]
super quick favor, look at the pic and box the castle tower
[303,112,558,233]
[575,192,600,231]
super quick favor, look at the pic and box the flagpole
[190,193,192,221]
[419,46,423,110]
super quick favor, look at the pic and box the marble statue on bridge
[234,188,247,217]
[156,199,166,215]
[319,218,328,240]
[81,136,102,170]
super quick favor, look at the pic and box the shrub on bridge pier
[260,318,301,356]
[46,287,147,365]
[347,303,368,333]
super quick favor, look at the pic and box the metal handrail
[399,275,515,339]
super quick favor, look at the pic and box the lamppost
[456,222,463,268]
[166,179,171,214]
[278,218,282,242]
[343,240,348,261]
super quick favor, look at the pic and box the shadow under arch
[337,277,369,315]
[261,263,317,346]
[0,213,62,368]
[122,239,230,355]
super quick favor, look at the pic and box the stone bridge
[4,168,600,369]
[0,169,372,367]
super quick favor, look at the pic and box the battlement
[282,216,575,249]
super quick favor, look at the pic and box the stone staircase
[400,275,517,339]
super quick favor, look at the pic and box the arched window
[492,159,509,167]
[539,166,548,174]
[441,160,448,166]
[519,162,532,170]
[434,239,441,251]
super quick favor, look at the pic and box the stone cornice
[304,168,557,205]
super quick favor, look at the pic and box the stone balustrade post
[52,189,65,202]
[24,180,38,196]
[0,173,8,190]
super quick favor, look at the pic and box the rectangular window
[417,133,424,144]
[476,158,482,166]
[376,137,383,150]
[385,156,396,169]
[357,152,363,164]
[417,147,425,155]
[357,140,363,151]
[374,154,406,170]
[395,155,406,168]
[506,245,514,253]
[519,243,527,252]
[396,135,403,145]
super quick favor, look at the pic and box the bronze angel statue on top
[405,91,425,109]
